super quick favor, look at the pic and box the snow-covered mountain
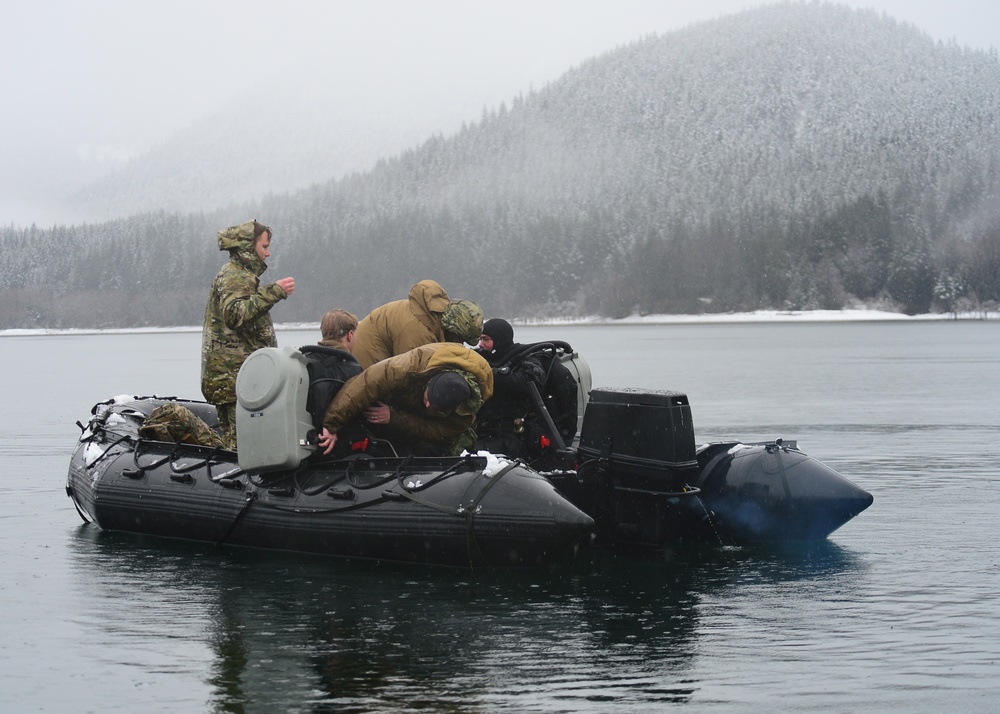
[3,3,999,327]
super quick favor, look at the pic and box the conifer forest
[2,4,998,329]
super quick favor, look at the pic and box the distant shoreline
[511,309,999,325]
[2,309,996,337]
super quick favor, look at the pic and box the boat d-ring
[765,441,795,510]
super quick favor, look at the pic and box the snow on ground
[511,309,997,325]
[1,310,996,337]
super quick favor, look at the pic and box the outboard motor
[235,347,315,473]
[572,388,703,546]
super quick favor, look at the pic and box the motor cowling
[573,388,702,545]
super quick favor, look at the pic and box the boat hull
[67,399,595,568]
[545,439,873,547]
[67,389,874,565]
[690,440,874,541]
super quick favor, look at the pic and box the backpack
[298,345,363,433]
[139,402,225,448]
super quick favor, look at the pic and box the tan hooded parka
[352,280,451,369]
[323,342,494,455]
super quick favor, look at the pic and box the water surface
[2,322,998,712]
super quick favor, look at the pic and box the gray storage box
[235,347,315,472]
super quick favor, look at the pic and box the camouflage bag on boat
[138,403,225,448]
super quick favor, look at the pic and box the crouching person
[318,343,493,457]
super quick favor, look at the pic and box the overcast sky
[1,0,997,225]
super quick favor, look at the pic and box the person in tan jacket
[318,343,493,457]
[352,279,484,369]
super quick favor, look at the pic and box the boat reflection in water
[70,524,864,710]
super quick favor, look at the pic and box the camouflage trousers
[138,402,226,449]
[215,402,237,450]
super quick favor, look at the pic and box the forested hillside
[2,2,999,329]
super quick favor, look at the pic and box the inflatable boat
[66,344,873,567]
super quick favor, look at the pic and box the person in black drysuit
[298,309,365,456]
[473,318,548,459]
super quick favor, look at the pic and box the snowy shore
[2,309,997,337]
[511,309,998,325]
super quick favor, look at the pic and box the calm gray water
[2,322,998,712]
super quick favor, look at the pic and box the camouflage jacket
[201,244,287,405]
[138,402,224,448]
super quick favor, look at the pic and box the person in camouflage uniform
[139,402,225,448]
[352,279,484,369]
[201,219,295,449]
[441,298,484,347]
[317,342,494,457]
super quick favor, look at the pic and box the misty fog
[1,0,997,228]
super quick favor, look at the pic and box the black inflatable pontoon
[66,345,872,566]
[66,396,595,568]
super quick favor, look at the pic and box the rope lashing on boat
[122,442,173,478]
[391,459,517,517]
[83,433,135,470]
[389,456,467,494]
[67,488,91,524]
[76,408,140,468]
[391,459,521,566]
[216,490,259,546]
[765,441,796,511]
[76,403,159,471]
[116,429,246,483]
[249,457,472,516]
[163,447,243,485]
[462,460,521,566]
[317,454,418,497]
[294,453,458,500]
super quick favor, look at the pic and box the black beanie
[426,371,471,410]
[482,317,514,356]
